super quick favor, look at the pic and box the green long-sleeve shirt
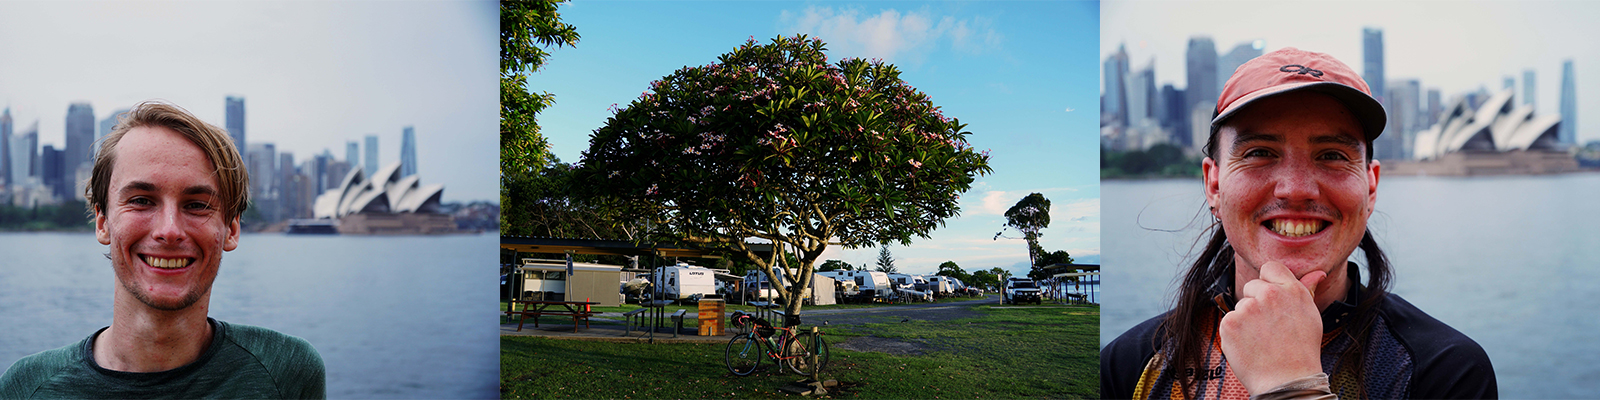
[0,318,324,399]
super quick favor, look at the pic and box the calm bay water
[0,232,498,399]
[1102,173,1600,398]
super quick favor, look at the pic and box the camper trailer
[817,270,892,302]
[887,273,933,302]
[741,269,837,305]
[514,259,623,306]
[925,276,957,297]
[651,263,717,303]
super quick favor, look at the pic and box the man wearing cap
[1101,48,1495,399]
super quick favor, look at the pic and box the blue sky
[535,1,1100,277]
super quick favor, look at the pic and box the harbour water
[1102,173,1600,397]
[0,232,499,399]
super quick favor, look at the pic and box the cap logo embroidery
[1279,64,1324,78]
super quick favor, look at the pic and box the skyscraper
[1523,70,1536,108]
[40,145,64,200]
[96,107,129,158]
[247,143,277,200]
[1217,40,1264,89]
[1503,76,1515,91]
[1362,28,1385,103]
[1185,36,1219,149]
[1561,59,1577,146]
[1160,84,1186,136]
[11,122,37,187]
[225,96,246,154]
[364,135,379,174]
[1387,80,1421,159]
[401,126,417,178]
[1102,44,1131,127]
[346,141,360,167]
[1,108,11,188]
[1427,89,1442,128]
[65,102,95,174]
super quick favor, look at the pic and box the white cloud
[778,6,1001,64]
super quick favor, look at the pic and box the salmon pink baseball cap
[1211,47,1387,143]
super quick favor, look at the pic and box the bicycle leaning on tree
[724,311,829,376]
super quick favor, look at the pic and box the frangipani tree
[575,35,991,324]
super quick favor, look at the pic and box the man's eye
[186,202,215,210]
[129,197,154,206]
[1243,148,1273,158]
[1318,151,1351,161]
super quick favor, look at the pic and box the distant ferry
[285,219,339,235]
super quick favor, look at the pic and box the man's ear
[1203,156,1221,219]
[223,215,241,252]
[95,208,110,245]
[1368,159,1381,211]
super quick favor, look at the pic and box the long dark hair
[1156,221,1391,397]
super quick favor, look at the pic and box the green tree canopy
[574,35,991,323]
[502,0,579,230]
[1031,250,1075,280]
[935,260,970,283]
[818,259,851,272]
[999,192,1051,266]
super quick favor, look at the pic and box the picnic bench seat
[670,309,687,338]
[621,308,649,336]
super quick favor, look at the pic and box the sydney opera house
[1390,88,1578,176]
[298,162,456,234]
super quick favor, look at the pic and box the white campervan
[817,270,892,302]
[651,262,717,302]
[925,276,957,297]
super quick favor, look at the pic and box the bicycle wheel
[725,334,763,376]
[784,331,830,376]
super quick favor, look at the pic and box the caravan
[650,262,717,303]
[816,270,892,303]
[887,273,933,302]
[925,276,957,297]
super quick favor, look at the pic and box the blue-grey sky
[536,1,1101,277]
[0,1,498,202]
[1104,0,1600,144]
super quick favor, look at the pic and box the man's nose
[1272,155,1320,201]
[152,203,186,244]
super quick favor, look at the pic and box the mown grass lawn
[501,304,1098,398]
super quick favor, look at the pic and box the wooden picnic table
[506,300,600,332]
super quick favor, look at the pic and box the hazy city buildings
[364,135,378,175]
[1524,70,1536,108]
[1217,41,1264,91]
[1363,27,1386,102]
[1,108,11,188]
[401,126,417,178]
[226,96,246,154]
[1184,36,1218,149]
[65,103,94,179]
[347,141,359,166]
[1561,59,1577,146]
[1102,44,1130,128]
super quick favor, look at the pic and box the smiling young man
[1102,48,1495,399]
[0,102,324,398]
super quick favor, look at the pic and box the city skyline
[0,1,497,202]
[1103,0,1600,144]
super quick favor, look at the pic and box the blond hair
[86,101,250,222]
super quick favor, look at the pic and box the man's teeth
[144,256,190,269]
[1271,220,1325,238]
